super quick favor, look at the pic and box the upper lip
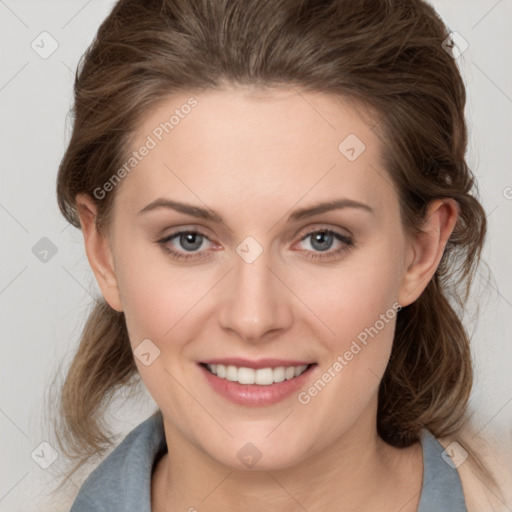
[200,358,315,369]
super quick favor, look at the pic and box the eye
[295,228,353,260]
[157,227,354,263]
[157,230,215,261]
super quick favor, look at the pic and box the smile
[199,361,317,406]
[204,363,309,385]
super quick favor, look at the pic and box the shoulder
[69,410,167,512]
[437,425,512,512]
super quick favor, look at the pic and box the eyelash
[157,228,354,262]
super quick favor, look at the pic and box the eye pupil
[180,232,203,251]
[311,232,333,251]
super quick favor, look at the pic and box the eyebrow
[137,197,374,226]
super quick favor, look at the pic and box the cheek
[113,240,223,369]
[114,248,212,405]
[112,241,186,345]
[290,240,404,398]
[293,242,403,343]
[290,282,400,441]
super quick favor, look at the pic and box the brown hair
[50,0,489,494]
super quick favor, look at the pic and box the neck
[153,408,423,512]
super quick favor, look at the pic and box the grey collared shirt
[69,411,467,511]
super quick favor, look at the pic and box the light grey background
[1,1,511,510]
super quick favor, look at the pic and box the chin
[200,434,312,472]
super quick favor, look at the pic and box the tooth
[295,365,307,377]
[285,367,295,380]
[226,365,238,382]
[273,366,285,383]
[209,363,310,384]
[255,368,274,385]
[238,367,255,384]
[216,364,227,378]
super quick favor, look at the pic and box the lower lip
[198,363,316,407]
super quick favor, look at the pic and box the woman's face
[86,86,431,470]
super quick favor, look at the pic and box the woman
[51,0,509,510]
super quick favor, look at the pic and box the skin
[77,86,458,512]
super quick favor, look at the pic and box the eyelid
[291,227,352,251]
[158,223,212,237]
[154,220,233,245]
[294,222,353,239]
[158,228,217,249]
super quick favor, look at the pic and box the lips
[198,358,317,407]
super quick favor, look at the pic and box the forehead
[114,87,397,222]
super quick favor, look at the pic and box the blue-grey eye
[178,232,204,251]
[309,231,335,251]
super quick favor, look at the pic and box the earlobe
[398,199,458,307]
[75,193,124,312]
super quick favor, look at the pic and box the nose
[217,247,293,343]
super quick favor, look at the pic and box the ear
[398,198,458,307]
[75,193,123,312]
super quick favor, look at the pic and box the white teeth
[285,366,295,380]
[255,368,273,385]
[273,366,285,383]
[294,366,305,377]
[238,367,255,384]
[226,365,238,382]
[205,364,309,385]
